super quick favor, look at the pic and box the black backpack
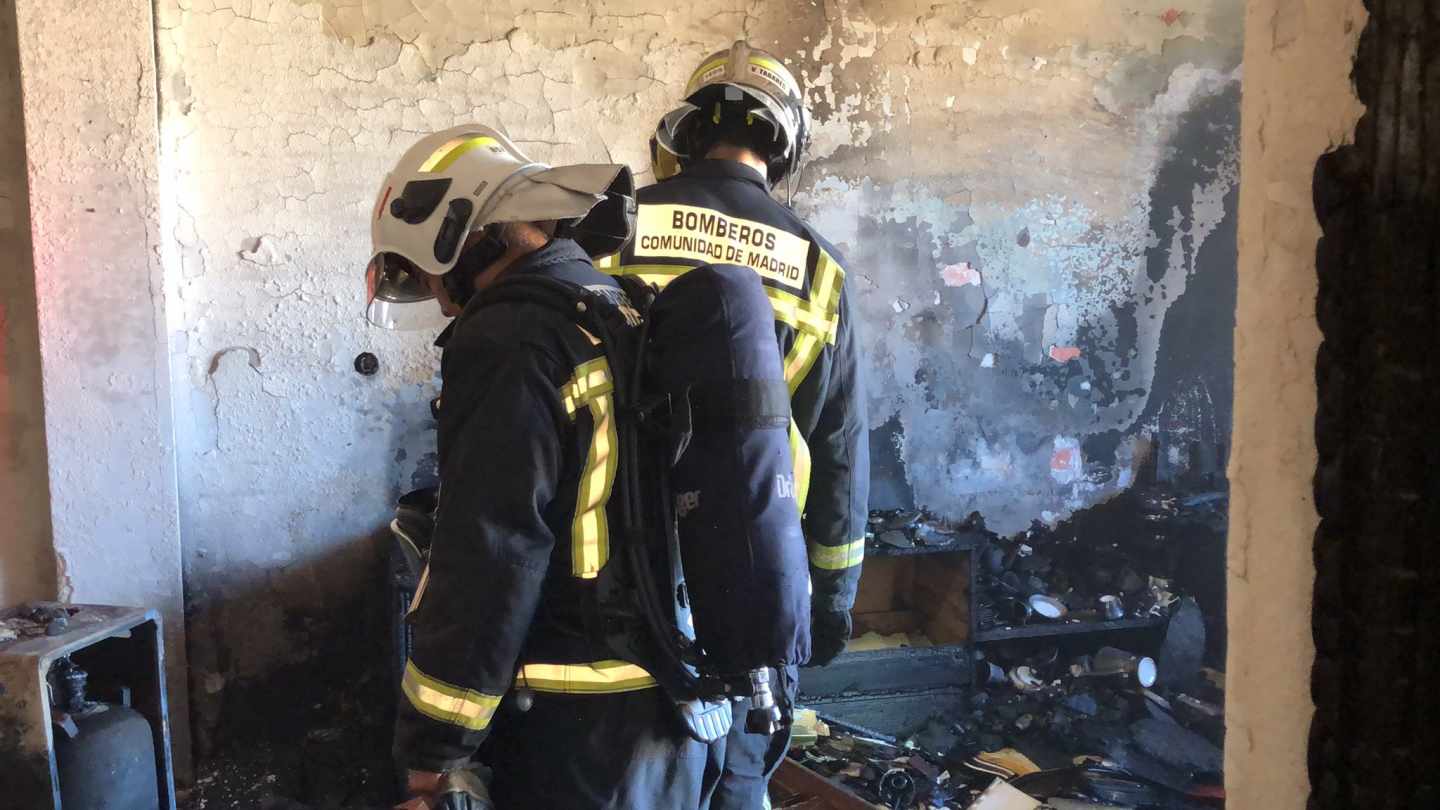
[477,262,811,741]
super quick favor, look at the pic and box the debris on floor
[791,629,1225,808]
[976,526,1177,634]
[790,723,971,808]
[966,779,1040,810]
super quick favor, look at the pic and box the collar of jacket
[434,319,456,348]
[677,159,769,189]
[433,238,591,348]
[504,236,593,277]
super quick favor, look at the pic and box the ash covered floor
[177,658,396,810]
[784,493,1226,809]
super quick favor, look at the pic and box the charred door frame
[1311,1,1439,806]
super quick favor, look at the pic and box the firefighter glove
[807,608,851,667]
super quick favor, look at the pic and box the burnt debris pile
[788,490,1227,809]
[973,490,1226,636]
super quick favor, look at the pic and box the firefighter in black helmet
[597,41,871,809]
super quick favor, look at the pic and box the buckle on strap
[630,392,693,465]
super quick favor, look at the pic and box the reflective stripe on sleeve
[401,661,502,732]
[562,358,619,578]
[809,538,865,571]
[789,420,812,514]
[515,660,658,694]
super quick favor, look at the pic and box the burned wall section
[1312,1,1440,807]
[795,7,1242,534]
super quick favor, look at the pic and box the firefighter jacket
[394,238,656,773]
[596,159,870,618]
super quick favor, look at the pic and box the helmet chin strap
[445,228,508,308]
[782,151,805,206]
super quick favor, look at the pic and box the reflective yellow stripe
[811,249,845,344]
[687,55,800,98]
[592,252,620,271]
[767,287,838,341]
[516,660,658,694]
[419,136,501,173]
[780,252,844,394]
[606,263,839,341]
[573,394,615,578]
[564,358,619,578]
[562,358,613,417]
[748,56,802,97]
[784,332,824,395]
[401,661,502,731]
[789,420,812,514]
[810,538,865,570]
[686,56,730,94]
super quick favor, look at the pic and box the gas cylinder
[51,658,160,810]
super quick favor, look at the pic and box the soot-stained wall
[794,5,1241,525]
[151,0,1242,746]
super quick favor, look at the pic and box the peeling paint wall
[152,0,1243,745]
[0,0,55,607]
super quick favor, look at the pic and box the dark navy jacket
[395,238,657,773]
[598,159,870,618]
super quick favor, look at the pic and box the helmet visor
[364,254,448,331]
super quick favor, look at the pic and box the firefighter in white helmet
[597,42,871,809]
[367,125,706,809]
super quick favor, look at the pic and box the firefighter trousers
[702,666,799,810]
[480,686,708,809]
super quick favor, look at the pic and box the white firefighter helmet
[651,41,810,185]
[366,124,633,329]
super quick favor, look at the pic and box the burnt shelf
[974,615,1166,643]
